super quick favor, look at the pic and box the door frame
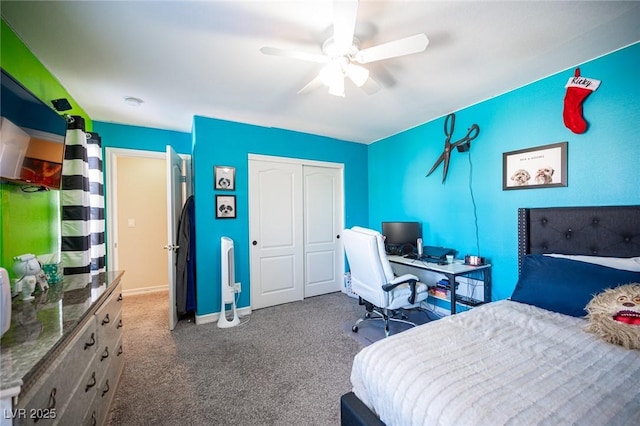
[105,147,191,292]
[247,154,345,307]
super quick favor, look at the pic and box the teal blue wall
[192,117,368,315]
[93,122,192,154]
[368,42,640,302]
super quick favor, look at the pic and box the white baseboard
[196,306,252,325]
[122,286,168,296]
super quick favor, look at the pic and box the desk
[388,255,492,314]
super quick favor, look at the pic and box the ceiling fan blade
[297,75,324,95]
[355,33,429,64]
[260,46,329,64]
[345,63,369,87]
[332,0,359,53]
[359,76,381,95]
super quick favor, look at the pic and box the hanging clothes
[176,195,196,315]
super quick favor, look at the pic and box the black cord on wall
[467,150,480,255]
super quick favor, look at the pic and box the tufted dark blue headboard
[518,205,640,274]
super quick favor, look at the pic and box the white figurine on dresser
[12,255,47,301]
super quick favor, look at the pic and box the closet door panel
[249,160,304,309]
[303,166,343,297]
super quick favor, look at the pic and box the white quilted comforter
[351,300,640,426]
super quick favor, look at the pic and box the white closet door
[303,166,344,297]
[249,160,304,309]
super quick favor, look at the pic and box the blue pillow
[511,254,640,317]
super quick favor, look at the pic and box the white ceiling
[2,1,639,144]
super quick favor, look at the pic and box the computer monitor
[381,221,421,249]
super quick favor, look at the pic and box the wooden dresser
[1,271,124,426]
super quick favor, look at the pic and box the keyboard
[403,254,447,264]
[420,256,445,264]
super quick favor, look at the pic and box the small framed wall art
[216,195,236,219]
[214,165,235,191]
[503,142,567,190]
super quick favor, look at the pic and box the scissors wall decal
[426,113,480,183]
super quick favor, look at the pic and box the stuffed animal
[13,254,48,301]
[585,283,640,350]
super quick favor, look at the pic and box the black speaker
[51,98,72,111]
[401,243,415,255]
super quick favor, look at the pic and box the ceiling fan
[260,0,429,97]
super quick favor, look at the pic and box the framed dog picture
[214,165,235,191]
[503,142,567,190]
[216,195,236,219]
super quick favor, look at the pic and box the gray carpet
[107,291,372,426]
[341,306,435,346]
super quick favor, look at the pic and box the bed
[341,205,640,426]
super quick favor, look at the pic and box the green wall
[0,187,60,276]
[0,20,88,277]
[1,20,91,127]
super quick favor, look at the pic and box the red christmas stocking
[563,68,600,134]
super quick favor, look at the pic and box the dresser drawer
[102,307,123,351]
[94,285,122,347]
[15,319,97,425]
[94,334,123,426]
[95,308,122,385]
[54,357,98,426]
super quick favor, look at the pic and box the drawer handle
[117,293,123,302]
[101,379,110,397]
[117,319,123,329]
[117,345,123,356]
[84,332,96,350]
[85,372,96,392]
[101,346,109,361]
[48,387,56,409]
[91,411,97,426]
[102,313,110,325]
[31,388,56,423]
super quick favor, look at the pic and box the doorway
[105,148,168,294]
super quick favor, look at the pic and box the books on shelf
[429,286,449,299]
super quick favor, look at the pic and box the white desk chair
[343,226,429,336]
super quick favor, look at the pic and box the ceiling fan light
[346,64,369,87]
[328,76,345,97]
[319,61,341,86]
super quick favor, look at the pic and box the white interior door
[249,159,304,309]
[303,166,344,297]
[166,145,185,330]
